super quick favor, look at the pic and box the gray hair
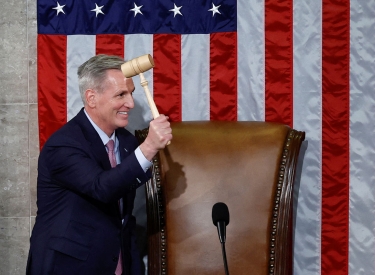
[77,54,125,104]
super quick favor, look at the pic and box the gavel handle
[139,73,171,145]
[139,73,160,119]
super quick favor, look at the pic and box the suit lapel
[117,129,131,162]
[74,108,112,170]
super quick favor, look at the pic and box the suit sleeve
[41,135,151,203]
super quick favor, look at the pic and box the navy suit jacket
[27,108,151,275]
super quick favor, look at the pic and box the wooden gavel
[121,54,159,118]
[121,54,170,145]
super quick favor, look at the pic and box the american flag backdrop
[37,0,375,274]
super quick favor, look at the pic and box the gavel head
[121,54,155,78]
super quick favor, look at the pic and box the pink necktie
[106,139,117,168]
[106,140,123,275]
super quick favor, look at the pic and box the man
[26,54,172,274]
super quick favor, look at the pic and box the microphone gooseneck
[212,202,230,275]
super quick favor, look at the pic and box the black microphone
[212,202,230,275]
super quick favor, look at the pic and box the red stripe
[37,34,67,149]
[153,34,182,122]
[321,1,350,274]
[210,32,237,121]
[264,0,293,126]
[96,34,124,57]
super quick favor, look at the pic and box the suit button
[112,256,118,262]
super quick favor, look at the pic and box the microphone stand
[221,242,229,275]
[212,203,230,275]
[217,222,230,275]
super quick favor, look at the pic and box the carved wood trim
[270,129,305,275]
[135,128,165,275]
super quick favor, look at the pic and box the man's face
[91,69,135,136]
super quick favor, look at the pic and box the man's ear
[85,89,96,108]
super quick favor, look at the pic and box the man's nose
[124,95,134,109]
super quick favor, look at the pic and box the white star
[169,3,182,17]
[130,3,143,17]
[52,2,66,15]
[91,3,105,17]
[208,3,221,17]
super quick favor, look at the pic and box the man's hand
[139,115,172,161]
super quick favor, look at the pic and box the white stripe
[349,1,375,274]
[237,0,265,121]
[292,1,322,274]
[124,34,154,134]
[67,35,95,121]
[181,34,210,121]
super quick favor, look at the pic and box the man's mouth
[118,111,128,115]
